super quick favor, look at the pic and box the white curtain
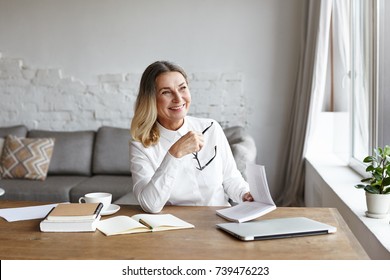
[277,0,332,206]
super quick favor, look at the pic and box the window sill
[305,154,390,259]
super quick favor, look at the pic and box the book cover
[47,203,103,221]
[216,163,276,223]
[97,214,194,236]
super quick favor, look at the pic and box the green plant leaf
[361,177,371,183]
[373,173,382,181]
[366,165,375,172]
[355,184,366,189]
[365,185,380,194]
[363,156,375,163]
[384,145,390,156]
[383,177,390,186]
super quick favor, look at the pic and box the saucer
[101,204,120,216]
[365,211,390,219]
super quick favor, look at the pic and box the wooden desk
[0,201,369,259]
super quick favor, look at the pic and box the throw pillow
[0,135,55,180]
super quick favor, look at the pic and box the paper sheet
[216,163,276,222]
[0,203,58,222]
[245,163,274,204]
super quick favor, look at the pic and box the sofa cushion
[0,125,28,138]
[69,175,133,203]
[0,176,89,202]
[114,191,139,205]
[93,126,131,175]
[0,125,28,164]
[224,126,257,179]
[28,130,95,176]
[0,135,55,180]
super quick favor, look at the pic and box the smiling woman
[129,61,253,213]
[155,71,191,131]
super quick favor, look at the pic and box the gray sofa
[0,124,257,205]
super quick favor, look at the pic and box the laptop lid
[216,217,337,241]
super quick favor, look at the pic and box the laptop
[216,217,337,241]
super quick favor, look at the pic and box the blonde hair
[130,61,188,147]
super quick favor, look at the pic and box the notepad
[217,217,337,241]
[97,214,194,236]
[216,164,276,222]
[47,203,103,221]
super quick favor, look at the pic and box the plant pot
[365,192,390,218]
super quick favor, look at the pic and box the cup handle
[79,197,86,203]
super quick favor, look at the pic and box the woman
[130,61,253,213]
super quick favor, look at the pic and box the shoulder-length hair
[130,61,188,147]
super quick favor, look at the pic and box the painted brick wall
[0,53,247,131]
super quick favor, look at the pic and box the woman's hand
[169,131,204,158]
[243,192,254,202]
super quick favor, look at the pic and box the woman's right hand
[168,131,204,158]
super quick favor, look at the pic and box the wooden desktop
[0,201,369,259]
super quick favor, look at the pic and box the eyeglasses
[192,122,217,171]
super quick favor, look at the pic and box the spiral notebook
[217,217,337,241]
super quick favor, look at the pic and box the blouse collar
[157,118,189,142]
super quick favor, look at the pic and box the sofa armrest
[224,126,257,178]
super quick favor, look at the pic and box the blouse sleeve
[129,141,184,213]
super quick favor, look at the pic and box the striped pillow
[0,135,55,180]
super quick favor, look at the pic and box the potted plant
[355,145,390,218]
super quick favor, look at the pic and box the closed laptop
[217,217,337,241]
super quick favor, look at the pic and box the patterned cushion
[0,135,55,180]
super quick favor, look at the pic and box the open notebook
[217,217,337,241]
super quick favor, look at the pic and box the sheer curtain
[277,0,332,206]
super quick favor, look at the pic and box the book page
[245,163,274,205]
[97,215,149,236]
[216,201,276,222]
[216,163,276,222]
[131,214,194,230]
[219,201,274,218]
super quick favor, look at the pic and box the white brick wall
[0,53,248,131]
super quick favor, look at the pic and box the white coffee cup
[79,192,112,211]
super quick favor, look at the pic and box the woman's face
[155,71,191,130]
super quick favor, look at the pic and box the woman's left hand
[243,192,254,202]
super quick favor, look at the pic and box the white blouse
[129,116,249,213]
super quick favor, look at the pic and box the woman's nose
[172,90,182,102]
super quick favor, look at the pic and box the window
[377,0,390,149]
[318,0,380,175]
[306,0,384,174]
[349,0,378,176]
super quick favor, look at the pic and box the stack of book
[40,203,103,232]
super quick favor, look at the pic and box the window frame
[349,0,379,177]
